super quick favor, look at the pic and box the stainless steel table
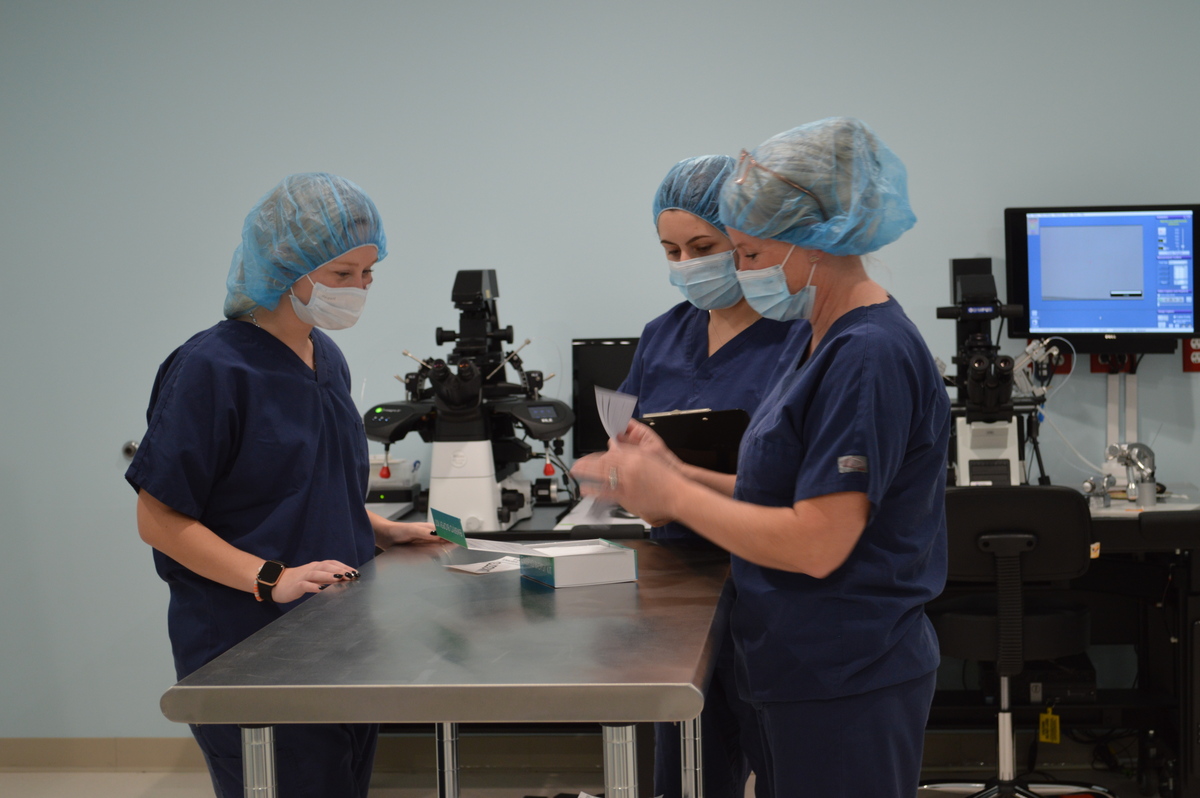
[160,539,730,798]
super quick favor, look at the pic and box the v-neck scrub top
[619,301,805,541]
[731,297,950,703]
[126,320,376,679]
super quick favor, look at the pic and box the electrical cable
[1148,420,1165,450]
[1063,727,1140,776]
[513,426,581,505]
[1029,417,1050,484]
[1041,412,1104,474]
[549,450,580,501]
[1043,336,1077,401]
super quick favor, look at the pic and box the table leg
[436,721,459,798]
[602,723,638,798]
[680,716,704,798]
[240,725,277,797]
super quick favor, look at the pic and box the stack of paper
[575,386,640,524]
[433,509,638,588]
[594,386,638,440]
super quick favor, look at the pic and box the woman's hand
[270,559,362,604]
[373,519,442,550]
[618,419,684,471]
[571,434,685,527]
[137,490,368,602]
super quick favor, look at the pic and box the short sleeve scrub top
[731,297,951,703]
[125,320,376,679]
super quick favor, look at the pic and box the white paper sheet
[445,556,522,574]
[461,538,543,555]
[531,544,613,556]
[589,387,638,521]
[445,536,623,560]
[594,386,638,440]
[552,495,650,530]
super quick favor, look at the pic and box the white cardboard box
[519,539,638,588]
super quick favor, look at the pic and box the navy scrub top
[125,320,376,679]
[619,300,806,540]
[732,297,950,703]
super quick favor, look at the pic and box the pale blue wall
[1,0,1197,737]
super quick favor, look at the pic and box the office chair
[921,486,1117,798]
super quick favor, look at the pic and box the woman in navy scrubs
[126,173,440,798]
[576,119,949,798]
[622,155,801,798]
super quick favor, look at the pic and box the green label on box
[520,555,556,586]
[431,508,468,547]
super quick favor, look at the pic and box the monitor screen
[571,338,638,458]
[1005,204,1196,353]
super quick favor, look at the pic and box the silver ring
[608,467,619,490]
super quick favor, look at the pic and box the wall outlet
[1185,338,1200,373]
[1090,353,1134,374]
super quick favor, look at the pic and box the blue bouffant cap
[718,117,915,255]
[652,155,736,234]
[224,173,387,318]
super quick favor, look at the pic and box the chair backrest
[943,485,1093,676]
[944,485,1092,583]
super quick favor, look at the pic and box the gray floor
[919,772,1139,796]
[0,769,1146,797]
[0,769,607,798]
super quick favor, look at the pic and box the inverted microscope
[363,270,574,531]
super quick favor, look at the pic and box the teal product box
[519,539,638,588]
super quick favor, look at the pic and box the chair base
[919,778,1118,797]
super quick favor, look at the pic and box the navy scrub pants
[191,722,378,798]
[750,670,936,798]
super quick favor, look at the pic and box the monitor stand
[1103,371,1138,484]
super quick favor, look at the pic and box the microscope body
[364,270,574,531]
[938,267,1027,486]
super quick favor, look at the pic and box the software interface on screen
[1024,209,1194,335]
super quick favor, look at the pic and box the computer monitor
[571,338,638,458]
[1004,204,1197,354]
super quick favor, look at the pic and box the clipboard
[637,408,750,474]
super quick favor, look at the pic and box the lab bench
[160,536,728,798]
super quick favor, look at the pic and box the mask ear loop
[802,253,820,290]
[290,273,317,303]
[778,244,797,270]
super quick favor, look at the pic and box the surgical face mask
[667,250,742,310]
[735,245,818,322]
[289,274,368,330]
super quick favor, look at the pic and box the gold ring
[608,467,619,490]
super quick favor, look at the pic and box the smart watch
[254,560,286,603]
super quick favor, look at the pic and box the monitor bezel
[1004,203,1198,354]
[570,337,639,459]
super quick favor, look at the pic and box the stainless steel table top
[160,540,730,726]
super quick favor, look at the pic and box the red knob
[543,462,555,476]
[379,465,391,479]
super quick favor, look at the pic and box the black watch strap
[255,560,286,603]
